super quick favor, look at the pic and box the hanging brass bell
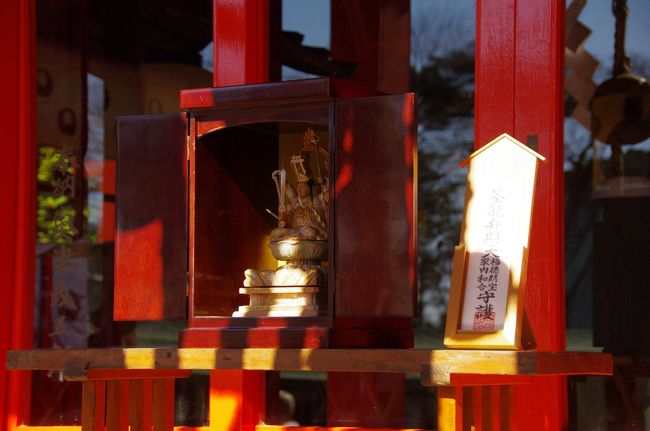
[590,72,650,146]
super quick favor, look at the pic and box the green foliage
[36,196,78,244]
[37,147,72,182]
[36,146,79,244]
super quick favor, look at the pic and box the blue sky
[580,0,650,68]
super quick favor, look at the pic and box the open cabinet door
[115,113,188,320]
[334,94,417,317]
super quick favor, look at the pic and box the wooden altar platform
[6,348,612,431]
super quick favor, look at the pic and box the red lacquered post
[475,0,566,429]
[210,2,270,430]
[0,0,37,430]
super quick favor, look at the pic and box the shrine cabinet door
[334,94,417,317]
[114,113,188,320]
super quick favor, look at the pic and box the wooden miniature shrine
[114,78,417,349]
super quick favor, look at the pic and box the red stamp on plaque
[473,312,495,331]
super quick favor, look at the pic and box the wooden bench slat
[152,379,175,431]
[81,381,97,431]
[106,380,130,431]
[5,348,613,383]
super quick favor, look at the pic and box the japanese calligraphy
[472,251,501,330]
[460,186,511,331]
[483,188,505,252]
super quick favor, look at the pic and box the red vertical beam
[476,0,566,430]
[330,0,410,94]
[327,373,406,428]
[329,1,399,427]
[327,2,411,427]
[213,0,269,87]
[0,0,36,430]
[474,0,516,144]
[209,371,265,431]
[510,0,566,429]
[513,0,566,354]
[210,2,269,430]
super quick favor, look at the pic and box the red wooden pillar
[212,0,271,86]
[210,371,265,431]
[209,2,270,430]
[330,0,410,94]
[327,1,411,427]
[0,0,37,430]
[476,0,566,429]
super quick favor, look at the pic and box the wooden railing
[7,348,613,431]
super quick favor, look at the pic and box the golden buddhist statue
[234,128,329,317]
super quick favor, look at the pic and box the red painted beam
[327,2,412,427]
[510,1,567,428]
[213,0,270,86]
[210,2,270,430]
[475,0,516,143]
[476,0,566,429]
[330,0,410,94]
[210,370,265,431]
[0,0,37,430]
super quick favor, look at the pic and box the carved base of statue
[232,286,322,317]
[243,263,326,287]
[233,240,328,318]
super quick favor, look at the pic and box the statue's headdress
[303,128,319,151]
[290,155,310,184]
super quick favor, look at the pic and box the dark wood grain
[181,78,379,110]
[593,197,650,354]
[191,126,278,317]
[106,380,129,431]
[195,102,330,137]
[327,372,406,428]
[190,316,328,328]
[334,94,417,317]
[129,379,152,431]
[152,379,175,431]
[81,381,99,431]
[329,328,413,348]
[86,370,192,380]
[115,114,188,320]
[179,319,411,349]
[331,0,410,94]
[94,381,107,431]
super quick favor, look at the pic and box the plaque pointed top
[460,133,545,168]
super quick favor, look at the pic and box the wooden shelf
[6,348,612,386]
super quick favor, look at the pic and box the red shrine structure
[1,0,627,430]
